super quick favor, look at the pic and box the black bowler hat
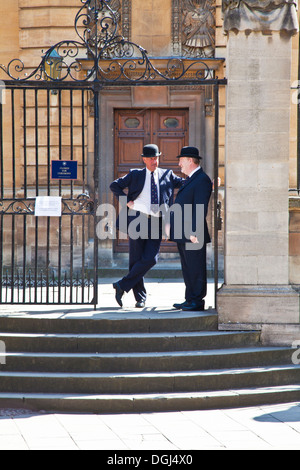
[177,146,202,159]
[141,144,161,157]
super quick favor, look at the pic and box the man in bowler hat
[170,146,212,311]
[110,144,183,308]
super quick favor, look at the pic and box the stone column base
[217,285,300,345]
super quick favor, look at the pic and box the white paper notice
[35,196,62,217]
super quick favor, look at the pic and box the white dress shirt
[132,168,160,217]
[187,166,201,179]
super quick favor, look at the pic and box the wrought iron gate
[0,82,99,306]
[0,0,226,307]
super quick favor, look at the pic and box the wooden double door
[114,108,189,252]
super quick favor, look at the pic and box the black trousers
[118,214,162,302]
[177,242,207,305]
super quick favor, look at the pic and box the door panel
[114,108,189,252]
[154,109,188,173]
[118,138,145,166]
[115,110,148,172]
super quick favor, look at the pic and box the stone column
[218,1,300,345]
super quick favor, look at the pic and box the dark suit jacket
[170,167,212,245]
[110,167,183,229]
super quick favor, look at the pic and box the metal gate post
[92,82,102,309]
[214,83,220,309]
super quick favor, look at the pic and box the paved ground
[0,277,217,317]
[0,278,299,450]
[0,402,300,450]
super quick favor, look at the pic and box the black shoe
[135,301,145,308]
[173,300,190,309]
[182,301,205,312]
[113,282,124,307]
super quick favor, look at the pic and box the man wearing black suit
[110,144,183,308]
[170,146,212,311]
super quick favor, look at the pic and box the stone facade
[218,0,300,344]
[222,0,298,35]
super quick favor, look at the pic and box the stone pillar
[218,1,300,345]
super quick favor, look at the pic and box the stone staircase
[0,310,299,413]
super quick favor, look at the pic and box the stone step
[0,330,260,353]
[0,385,300,413]
[0,308,296,413]
[0,311,218,334]
[1,346,292,373]
[0,365,299,394]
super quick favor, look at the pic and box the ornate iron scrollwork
[0,194,94,215]
[0,0,214,84]
[0,200,35,215]
[62,193,95,214]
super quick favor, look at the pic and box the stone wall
[0,0,19,75]
[18,0,80,76]
[289,196,300,284]
[289,27,300,287]
[218,0,300,345]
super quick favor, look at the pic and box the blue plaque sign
[51,160,78,180]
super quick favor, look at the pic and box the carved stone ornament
[182,0,216,58]
[222,0,299,35]
[88,0,131,58]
